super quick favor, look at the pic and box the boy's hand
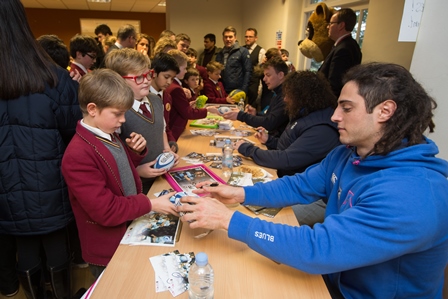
[150,193,178,215]
[226,96,235,104]
[70,69,81,82]
[126,132,146,154]
[183,88,192,99]
[206,106,219,115]
[163,149,180,166]
[222,108,239,120]
[136,160,166,178]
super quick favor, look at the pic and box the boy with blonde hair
[203,61,235,104]
[61,69,177,278]
[105,48,178,194]
[165,49,218,140]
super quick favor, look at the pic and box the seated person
[234,70,340,178]
[202,61,235,104]
[182,68,201,102]
[258,48,282,112]
[69,34,101,76]
[165,50,218,140]
[105,48,179,194]
[61,69,177,279]
[177,63,448,299]
[222,57,289,138]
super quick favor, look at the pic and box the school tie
[140,102,152,118]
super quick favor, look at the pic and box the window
[307,5,368,71]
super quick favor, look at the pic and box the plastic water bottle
[188,252,214,299]
[222,139,233,178]
[238,98,245,111]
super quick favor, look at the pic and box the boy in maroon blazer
[203,61,235,104]
[182,68,201,102]
[165,50,218,140]
[69,34,100,76]
[61,69,177,279]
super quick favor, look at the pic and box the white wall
[242,0,303,62]
[410,0,448,160]
[166,0,303,62]
[166,0,244,52]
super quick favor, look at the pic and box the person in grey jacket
[215,26,252,94]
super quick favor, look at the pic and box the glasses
[122,71,152,85]
[85,53,97,60]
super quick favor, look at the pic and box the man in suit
[318,8,362,98]
[106,24,137,53]
[245,28,266,106]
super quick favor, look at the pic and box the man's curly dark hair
[282,70,336,120]
[343,62,437,156]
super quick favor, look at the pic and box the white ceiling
[20,0,166,13]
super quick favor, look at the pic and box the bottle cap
[195,252,208,266]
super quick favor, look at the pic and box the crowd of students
[1,0,447,298]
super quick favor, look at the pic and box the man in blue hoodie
[178,63,448,298]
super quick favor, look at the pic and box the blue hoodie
[229,138,448,298]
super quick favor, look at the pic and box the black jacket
[215,42,252,93]
[237,85,288,138]
[0,66,82,235]
[238,107,340,177]
[318,35,362,97]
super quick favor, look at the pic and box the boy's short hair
[186,48,198,58]
[104,48,150,76]
[37,34,70,69]
[206,61,224,73]
[154,38,177,55]
[78,69,134,115]
[94,24,113,36]
[69,34,100,58]
[151,52,180,75]
[183,68,200,82]
[167,49,188,66]
[204,33,216,43]
[280,49,289,57]
[175,33,191,44]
